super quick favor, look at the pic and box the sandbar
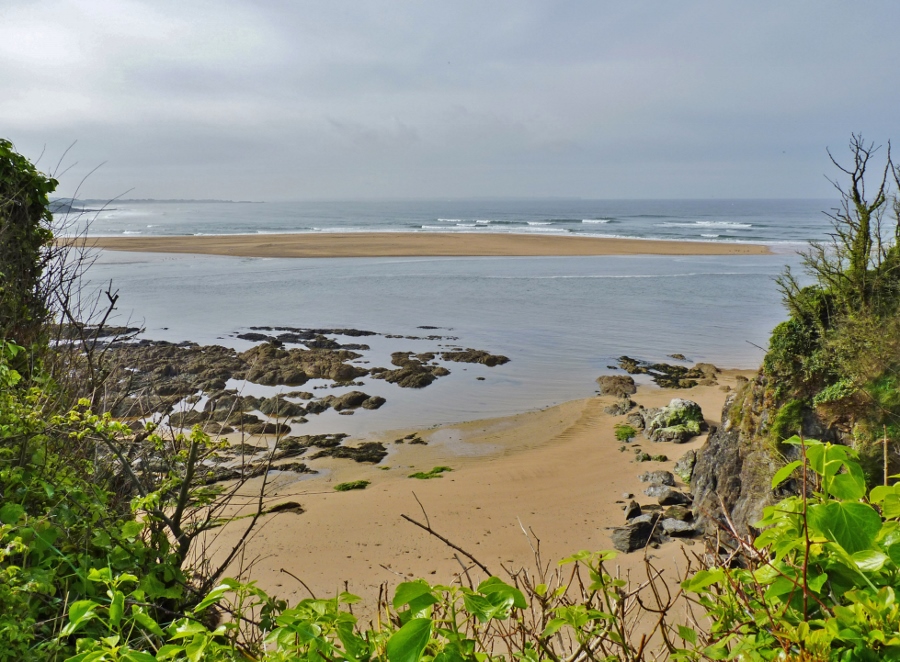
[84,232,770,257]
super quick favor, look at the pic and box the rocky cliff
[691,372,844,537]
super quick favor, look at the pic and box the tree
[0,139,58,356]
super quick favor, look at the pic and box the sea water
[74,198,832,245]
[86,248,806,436]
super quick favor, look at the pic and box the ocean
[75,198,832,245]
[75,199,832,436]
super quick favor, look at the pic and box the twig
[400,510,493,576]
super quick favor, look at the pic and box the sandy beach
[204,371,752,612]
[85,232,770,258]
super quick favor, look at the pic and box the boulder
[610,519,656,553]
[655,488,693,506]
[663,505,693,521]
[639,470,675,486]
[661,518,698,536]
[361,396,386,410]
[643,399,705,443]
[604,398,635,415]
[596,375,637,397]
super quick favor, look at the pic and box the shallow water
[87,251,803,436]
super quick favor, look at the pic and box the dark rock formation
[596,375,637,397]
[617,356,719,389]
[611,519,658,553]
[440,349,510,367]
[604,398,635,415]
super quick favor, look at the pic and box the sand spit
[83,232,771,257]
[205,370,753,610]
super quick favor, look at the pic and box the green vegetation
[408,466,453,479]
[762,136,900,471]
[614,423,637,441]
[334,480,371,491]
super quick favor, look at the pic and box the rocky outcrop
[639,399,706,443]
[596,375,637,397]
[617,356,719,389]
[690,374,844,537]
[440,349,510,367]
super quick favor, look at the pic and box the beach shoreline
[206,370,753,610]
[81,232,771,258]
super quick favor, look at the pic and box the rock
[596,375,637,397]
[629,512,662,526]
[626,411,645,430]
[624,500,642,520]
[642,399,705,443]
[674,450,697,484]
[643,484,671,498]
[616,356,714,389]
[635,452,652,462]
[440,349,510,366]
[361,396,386,410]
[604,398,635,415]
[668,353,687,361]
[621,492,633,499]
[655,488,693,506]
[610,519,656,553]
[693,363,720,378]
[312,441,387,464]
[258,396,305,418]
[663,505,693,521]
[330,390,370,410]
[639,470,675,486]
[661,518,698,536]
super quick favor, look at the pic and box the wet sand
[202,371,752,612]
[84,233,770,257]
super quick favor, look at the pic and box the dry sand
[205,371,753,611]
[85,232,770,258]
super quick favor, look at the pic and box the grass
[409,466,453,480]
[333,480,370,492]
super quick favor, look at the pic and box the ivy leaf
[772,461,803,489]
[808,502,882,554]
[852,550,888,572]
[829,462,867,500]
[386,618,432,662]
[0,503,24,524]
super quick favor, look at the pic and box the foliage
[408,466,453,480]
[0,139,57,358]
[334,480,371,491]
[615,424,637,441]
[682,437,900,660]
[770,399,806,443]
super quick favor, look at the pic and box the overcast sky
[2,1,898,201]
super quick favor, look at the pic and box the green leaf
[69,599,99,625]
[772,460,803,489]
[131,607,164,637]
[829,461,867,500]
[0,503,24,524]
[386,617,432,662]
[677,624,698,645]
[393,580,434,609]
[109,591,124,628]
[121,653,157,662]
[808,502,882,554]
[121,520,144,540]
[477,577,527,609]
[852,550,889,572]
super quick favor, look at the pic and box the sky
[1,1,899,201]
